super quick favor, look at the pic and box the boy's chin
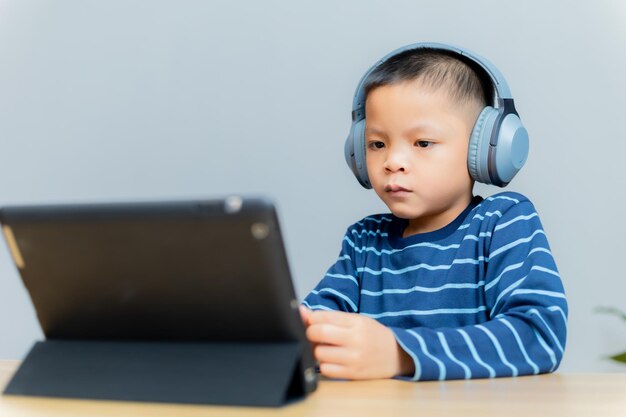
[391,212,419,220]
[386,206,421,220]
[385,200,437,221]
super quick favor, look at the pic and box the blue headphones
[344,42,529,188]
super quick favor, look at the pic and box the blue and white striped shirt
[303,191,567,380]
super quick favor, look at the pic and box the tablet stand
[4,339,315,407]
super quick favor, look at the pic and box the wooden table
[1,360,625,416]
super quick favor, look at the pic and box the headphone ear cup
[493,113,529,185]
[344,126,357,176]
[344,119,371,189]
[352,119,371,189]
[468,106,497,184]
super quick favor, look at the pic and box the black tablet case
[0,197,317,406]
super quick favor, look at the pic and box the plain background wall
[1,0,625,373]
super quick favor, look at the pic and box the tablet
[1,196,317,406]
[0,196,306,342]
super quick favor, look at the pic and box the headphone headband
[351,42,513,122]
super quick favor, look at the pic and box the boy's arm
[390,200,568,380]
[302,229,360,313]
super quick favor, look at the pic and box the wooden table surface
[1,360,625,416]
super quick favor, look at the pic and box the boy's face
[365,79,481,235]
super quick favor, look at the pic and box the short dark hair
[363,48,493,108]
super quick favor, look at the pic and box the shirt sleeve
[302,228,360,313]
[391,200,568,380]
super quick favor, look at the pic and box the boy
[300,43,567,381]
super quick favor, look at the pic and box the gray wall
[1,0,625,373]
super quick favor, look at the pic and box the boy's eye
[415,140,432,148]
[368,141,385,150]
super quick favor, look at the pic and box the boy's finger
[318,362,351,380]
[299,305,311,325]
[306,322,351,346]
[313,345,352,366]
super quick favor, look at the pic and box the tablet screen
[0,197,305,343]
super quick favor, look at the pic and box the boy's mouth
[384,184,411,193]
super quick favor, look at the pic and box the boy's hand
[299,307,414,380]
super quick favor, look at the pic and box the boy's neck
[403,193,474,238]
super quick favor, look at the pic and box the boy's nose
[384,150,409,173]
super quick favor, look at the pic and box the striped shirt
[303,191,568,380]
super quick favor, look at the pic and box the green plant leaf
[609,352,626,363]
[595,306,626,321]
[596,306,626,363]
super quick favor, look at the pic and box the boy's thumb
[299,305,311,325]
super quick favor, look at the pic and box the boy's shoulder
[341,213,396,248]
[475,191,535,214]
[344,213,395,237]
[348,213,394,228]
[470,191,541,234]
